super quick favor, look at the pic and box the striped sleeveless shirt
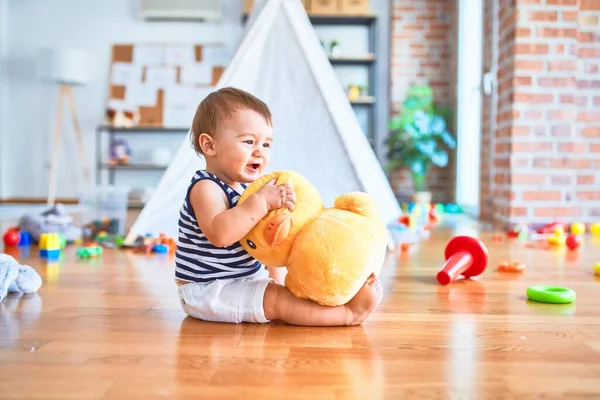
[175,170,262,283]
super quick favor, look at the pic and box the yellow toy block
[39,233,61,250]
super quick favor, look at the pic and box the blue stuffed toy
[0,253,43,302]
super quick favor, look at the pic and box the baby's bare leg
[263,273,383,326]
[266,266,287,285]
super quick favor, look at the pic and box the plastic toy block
[39,233,61,250]
[18,232,32,246]
[40,249,61,259]
[76,245,103,259]
[153,244,168,253]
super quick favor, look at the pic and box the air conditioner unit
[139,0,222,22]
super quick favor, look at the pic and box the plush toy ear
[264,213,292,247]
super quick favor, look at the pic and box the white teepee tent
[125,0,401,244]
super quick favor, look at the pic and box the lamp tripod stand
[46,83,91,206]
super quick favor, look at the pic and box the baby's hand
[256,179,296,212]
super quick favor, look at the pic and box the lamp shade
[37,48,88,85]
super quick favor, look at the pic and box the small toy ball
[565,234,581,250]
[591,223,600,237]
[497,261,526,272]
[526,285,576,304]
[594,262,600,276]
[570,222,585,235]
[18,232,32,246]
[2,229,20,247]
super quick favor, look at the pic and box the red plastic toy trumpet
[436,236,489,285]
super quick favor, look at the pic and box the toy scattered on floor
[547,227,566,246]
[570,222,586,235]
[497,261,526,272]
[0,253,43,303]
[436,236,488,286]
[132,233,176,255]
[39,233,62,259]
[591,223,600,237]
[238,170,388,306]
[18,204,82,243]
[83,218,120,237]
[2,228,21,247]
[526,285,576,304]
[565,233,581,250]
[593,262,600,276]
[76,245,103,259]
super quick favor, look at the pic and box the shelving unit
[241,11,380,148]
[95,125,189,207]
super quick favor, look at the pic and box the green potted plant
[385,84,456,204]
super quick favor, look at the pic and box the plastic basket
[79,185,130,234]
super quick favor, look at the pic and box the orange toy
[497,261,526,272]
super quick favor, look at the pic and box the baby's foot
[345,273,383,325]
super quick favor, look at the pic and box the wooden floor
[1,215,600,399]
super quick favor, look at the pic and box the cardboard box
[310,0,339,14]
[339,0,370,14]
[246,0,311,14]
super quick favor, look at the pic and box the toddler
[175,87,383,325]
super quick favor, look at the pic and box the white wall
[4,0,245,199]
[0,0,8,199]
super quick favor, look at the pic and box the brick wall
[480,0,600,227]
[389,0,457,204]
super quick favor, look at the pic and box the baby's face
[214,108,273,183]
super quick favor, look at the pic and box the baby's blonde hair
[191,87,272,154]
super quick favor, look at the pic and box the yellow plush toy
[237,170,388,306]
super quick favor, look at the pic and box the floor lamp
[40,48,91,206]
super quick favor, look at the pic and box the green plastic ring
[526,285,576,304]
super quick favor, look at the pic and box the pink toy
[437,236,489,285]
[566,234,581,250]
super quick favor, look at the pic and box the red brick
[558,142,586,153]
[581,0,600,10]
[591,143,600,152]
[552,175,572,185]
[577,80,600,89]
[548,61,577,72]
[522,191,562,201]
[539,77,575,87]
[563,10,578,21]
[580,47,600,58]
[549,110,577,120]
[578,175,595,185]
[546,0,577,4]
[529,11,559,21]
[512,142,553,152]
[514,76,532,86]
[514,60,545,71]
[578,191,600,200]
[514,92,554,103]
[587,64,600,74]
[578,112,600,122]
[534,207,582,218]
[533,158,550,168]
[582,127,600,137]
[552,126,573,136]
[511,126,530,136]
[494,173,509,184]
[513,174,548,184]
[578,32,599,43]
[516,28,531,38]
[537,27,577,38]
[510,207,528,217]
[592,96,600,106]
[523,110,543,120]
[515,43,549,54]
[495,142,510,152]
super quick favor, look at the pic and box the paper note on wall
[166,45,196,65]
[145,67,177,88]
[125,84,157,107]
[111,63,142,85]
[133,44,166,66]
[180,63,213,85]
[164,85,198,107]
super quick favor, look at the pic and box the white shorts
[177,268,274,324]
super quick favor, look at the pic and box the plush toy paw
[0,253,42,302]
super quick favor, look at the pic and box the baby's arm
[190,179,294,248]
